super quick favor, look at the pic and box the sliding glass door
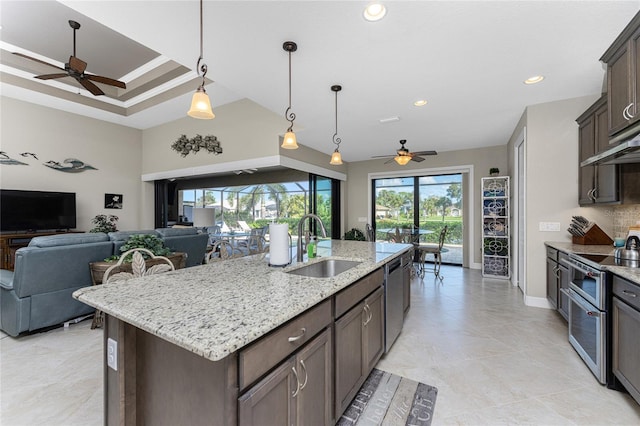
[373,173,463,265]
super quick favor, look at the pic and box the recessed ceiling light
[524,75,544,85]
[414,100,427,107]
[364,3,387,22]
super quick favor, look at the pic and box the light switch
[539,222,561,232]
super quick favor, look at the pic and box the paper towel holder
[269,233,293,267]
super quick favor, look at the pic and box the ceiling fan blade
[86,74,126,89]
[78,78,104,96]
[412,150,438,156]
[35,73,70,80]
[411,156,426,162]
[384,158,396,164]
[13,52,65,71]
[68,56,87,73]
[371,154,395,158]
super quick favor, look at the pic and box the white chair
[93,248,175,328]
[237,221,252,233]
[416,226,448,280]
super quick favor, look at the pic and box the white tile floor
[1,265,639,425]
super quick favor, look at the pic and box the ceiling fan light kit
[372,139,437,165]
[187,0,215,119]
[329,84,343,165]
[394,154,412,165]
[281,41,299,149]
[13,19,126,96]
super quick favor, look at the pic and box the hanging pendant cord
[285,49,296,131]
[196,0,208,87]
[333,89,341,146]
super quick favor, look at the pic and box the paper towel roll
[269,223,290,266]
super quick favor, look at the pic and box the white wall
[0,97,143,232]
[507,95,613,303]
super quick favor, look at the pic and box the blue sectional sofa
[0,228,209,337]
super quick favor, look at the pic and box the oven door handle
[562,257,596,277]
[568,289,601,317]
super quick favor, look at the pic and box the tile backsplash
[611,204,640,237]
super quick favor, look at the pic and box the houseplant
[89,214,119,233]
[111,234,172,262]
[344,228,366,241]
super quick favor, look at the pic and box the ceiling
[1,1,639,163]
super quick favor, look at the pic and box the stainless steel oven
[562,255,608,384]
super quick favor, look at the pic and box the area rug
[337,368,438,426]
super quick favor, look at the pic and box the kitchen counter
[73,240,412,362]
[545,241,640,285]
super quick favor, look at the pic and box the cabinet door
[594,102,620,204]
[608,41,633,135]
[238,357,296,426]
[557,263,569,321]
[364,287,385,373]
[578,116,596,205]
[612,297,640,404]
[546,258,558,309]
[295,328,332,426]
[334,300,365,418]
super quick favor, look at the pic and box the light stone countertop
[73,240,412,362]
[545,241,640,285]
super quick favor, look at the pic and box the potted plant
[109,234,172,262]
[344,228,366,241]
[89,214,119,233]
[489,168,500,176]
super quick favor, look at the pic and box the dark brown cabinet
[238,328,332,426]
[602,12,640,136]
[544,246,569,322]
[577,96,619,205]
[334,286,384,419]
[611,275,640,405]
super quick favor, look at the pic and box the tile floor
[1,265,640,425]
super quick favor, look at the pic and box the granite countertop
[73,240,412,362]
[545,241,640,285]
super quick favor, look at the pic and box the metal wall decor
[171,134,222,157]
[0,151,28,165]
[43,158,97,172]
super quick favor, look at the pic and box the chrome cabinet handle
[288,327,306,343]
[622,289,638,298]
[553,266,560,279]
[299,360,308,390]
[363,304,372,326]
[624,102,635,120]
[591,188,598,201]
[291,366,300,397]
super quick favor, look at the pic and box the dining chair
[205,240,245,262]
[93,248,176,328]
[416,226,448,280]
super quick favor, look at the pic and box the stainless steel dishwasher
[384,256,404,353]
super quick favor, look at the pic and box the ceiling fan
[13,20,126,96]
[372,139,437,165]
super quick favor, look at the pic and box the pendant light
[281,41,298,149]
[329,85,343,165]
[187,0,214,119]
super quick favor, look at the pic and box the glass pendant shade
[330,149,343,165]
[188,88,215,119]
[282,131,298,149]
[394,155,411,165]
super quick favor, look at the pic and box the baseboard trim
[524,295,553,309]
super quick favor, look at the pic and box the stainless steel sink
[286,259,361,278]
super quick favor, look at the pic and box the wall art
[0,151,28,165]
[105,194,123,209]
[171,134,222,157]
[43,158,97,172]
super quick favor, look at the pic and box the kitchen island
[73,240,412,425]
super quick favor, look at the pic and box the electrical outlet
[539,222,561,232]
[358,217,367,223]
[107,338,118,371]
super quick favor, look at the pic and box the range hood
[581,134,640,166]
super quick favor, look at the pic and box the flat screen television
[1,189,76,232]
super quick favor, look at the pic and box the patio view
[374,174,463,265]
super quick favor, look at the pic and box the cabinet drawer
[546,247,558,261]
[334,268,383,318]
[613,275,640,311]
[239,298,331,391]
